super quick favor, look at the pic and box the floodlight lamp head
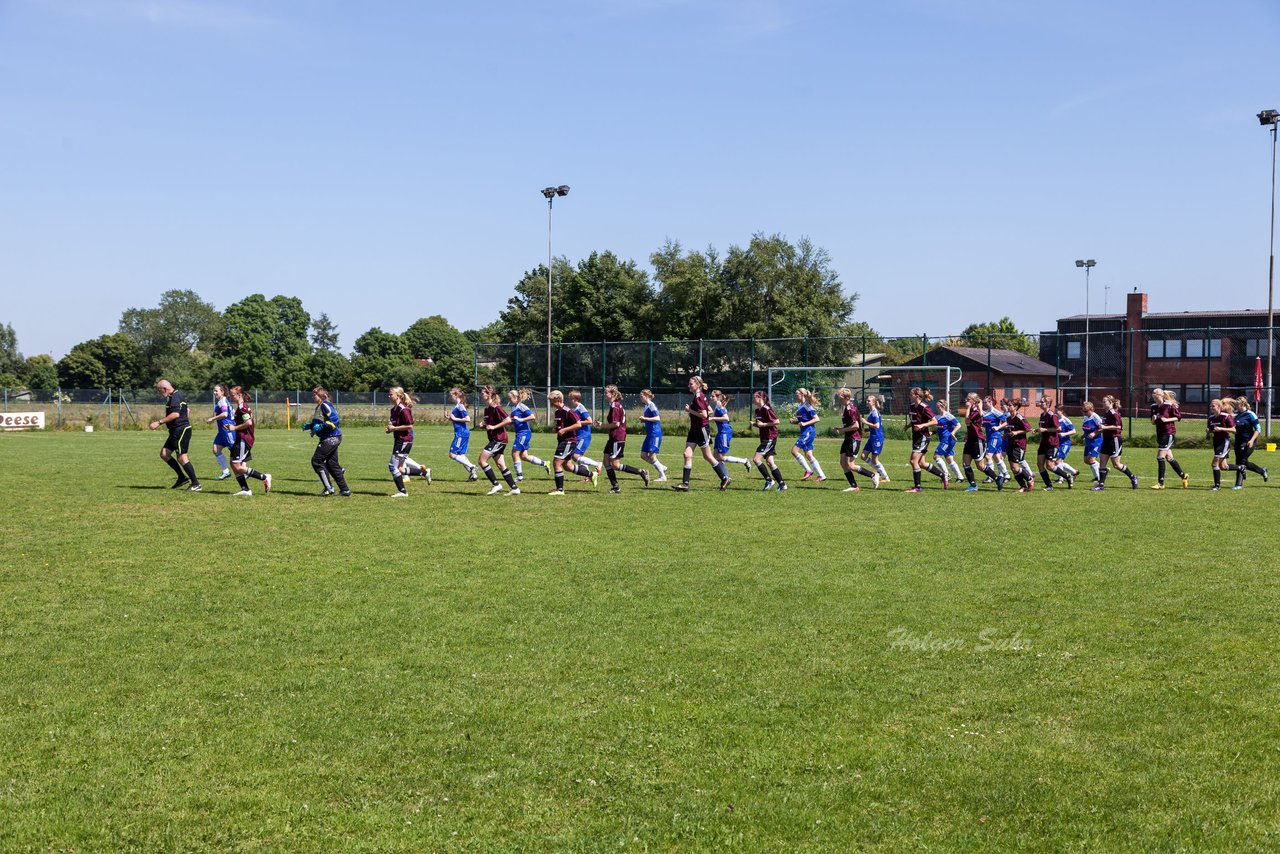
[556,185,570,196]
[1086,259,1096,267]
[1075,260,1085,267]
[541,187,557,199]
[1258,110,1279,127]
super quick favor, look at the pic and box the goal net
[765,365,960,417]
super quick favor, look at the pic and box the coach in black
[148,378,202,491]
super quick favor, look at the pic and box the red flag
[1255,356,1264,405]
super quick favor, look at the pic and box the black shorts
[483,440,507,456]
[553,440,576,460]
[393,437,413,456]
[911,433,930,454]
[1100,436,1121,458]
[604,439,625,460]
[840,436,861,457]
[1156,433,1175,452]
[1037,441,1058,459]
[686,424,711,448]
[163,426,192,455]
[755,438,778,458]
[230,438,252,464]
[1213,437,1230,459]
[1007,446,1027,465]
[963,436,983,459]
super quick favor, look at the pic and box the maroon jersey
[967,405,984,441]
[1038,411,1060,447]
[908,402,934,436]
[233,404,254,448]
[755,405,778,440]
[1007,414,1030,450]
[1208,412,1235,433]
[554,405,580,438]
[607,399,627,442]
[484,404,509,443]
[1103,409,1123,433]
[842,402,862,439]
[389,403,414,443]
[687,390,710,429]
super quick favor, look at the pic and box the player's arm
[233,413,253,432]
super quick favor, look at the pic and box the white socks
[809,458,826,479]
[453,454,474,470]
[579,455,600,468]
[214,451,228,472]
[795,455,812,473]
[1089,460,1102,480]
[724,455,749,465]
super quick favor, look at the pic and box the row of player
[147,378,1270,495]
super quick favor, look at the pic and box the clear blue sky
[2,0,1278,359]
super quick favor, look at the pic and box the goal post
[765,365,960,416]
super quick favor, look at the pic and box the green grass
[2,427,1279,851]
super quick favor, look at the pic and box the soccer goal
[765,365,960,417]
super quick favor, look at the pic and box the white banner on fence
[1,412,45,430]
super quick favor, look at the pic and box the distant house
[891,346,1068,417]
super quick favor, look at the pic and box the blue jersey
[1236,409,1260,441]
[1082,413,1104,450]
[935,412,959,451]
[1058,414,1075,440]
[865,408,884,442]
[642,401,662,437]
[451,404,470,437]
[573,403,592,440]
[213,397,235,431]
[982,411,1002,453]
[313,400,341,439]
[713,405,732,439]
[511,402,533,436]
[997,412,1009,450]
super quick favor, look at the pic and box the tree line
[0,233,1038,393]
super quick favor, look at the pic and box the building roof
[1057,309,1270,321]
[903,346,1063,377]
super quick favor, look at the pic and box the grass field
[2,427,1279,850]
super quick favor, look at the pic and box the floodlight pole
[1261,111,1278,437]
[1075,259,1096,401]
[542,185,569,420]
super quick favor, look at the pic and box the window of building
[1184,339,1222,359]
[1066,341,1081,360]
[1146,339,1195,359]
[1246,339,1278,357]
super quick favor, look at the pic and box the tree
[66,333,142,388]
[0,322,23,377]
[959,318,1038,357]
[24,355,58,390]
[213,294,312,388]
[57,350,107,389]
[119,289,221,381]
[403,315,471,363]
[310,312,340,352]
[306,349,355,391]
[651,241,730,340]
[350,327,411,390]
[497,251,659,344]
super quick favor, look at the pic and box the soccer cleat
[842,485,860,493]
[263,473,272,494]
[1232,484,1243,490]
[1090,484,1105,491]
[881,475,890,483]
[1180,474,1190,489]
[906,486,922,493]
[1150,483,1165,490]
[816,475,827,483]
[964,485,979,492]
[422,467,432,484]
[186,484,202,492]
[233,489,252,496]
[321,489,335,496]
[171,478,189,489]
[1065,475,1074,489]
[941,475,949,490]
[742,460,752,474]
[671,482,690,491]
[215,470,232,481]
[608,486,622,494]
[340,490,351,497]
[546,489,565,495]
[1211,485,1221,492]
[995,475,1005,491]
[1130,476,1139,489]
[1263,468,1270,483]
[487,484,504,496]
[542,461,551,474]
[507,488,520,495]
[467,468,479,482]
[777,482,788,491]
[590,469,599,489]
[719,477,732,492]
[656,474,668,482]
[1042,485,1054,491]
[801,471,812,481]
[640,470,650,487]
[762,480,775,491]
[871,473,880,489]
[390,491,408,498]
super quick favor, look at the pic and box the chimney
[1126,291,1147,329]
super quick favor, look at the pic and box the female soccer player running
[1005,398,1035,492]
[932,398,964,484]
[1080,400,1105,483]
[506,388,549,482]
[1232,397,1269,484]
[832,387,879,491]
[566,390,602,473]
[1032,395,1071,489]
[1150,388,1188,489]
[385,386,431,497]
[477,385,519,495]
[601,385,650,493]
[960,392,995,491]
[227,385,270,496]
[308,386,350,496]
[860,395,890,483]
[672,376,733,492]
[638,389,669,481]
[789,388,826,482]
[1206,398,1238,491]
[446,388,479,481]
[207,383,236,480]
[710,389,752,474]
[906,387,948,492]
[547,390,597,494]
[1053,405,1081,484]
[1093,395,1139,490]
[750,389,787,491]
